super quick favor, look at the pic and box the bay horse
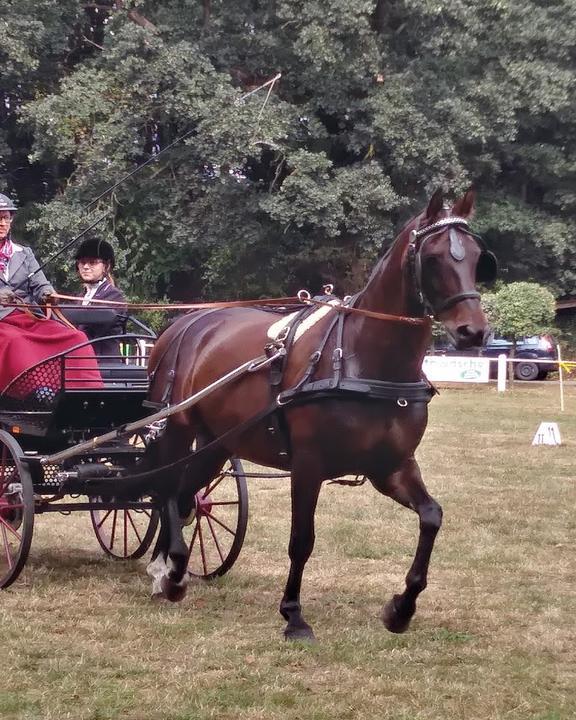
[141,188,496,640]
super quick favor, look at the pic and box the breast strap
[277,300,436,407]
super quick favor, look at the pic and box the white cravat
[82,279,107,306]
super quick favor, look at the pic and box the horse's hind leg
[280,465,323,641]
[369,457,443,633]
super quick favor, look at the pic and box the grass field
[0,383,575,720]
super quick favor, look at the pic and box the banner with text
[423,355,490,383]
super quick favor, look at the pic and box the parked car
[428,334,558,381]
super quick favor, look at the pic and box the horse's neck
[346,237,431,381]
[356,238,416,317]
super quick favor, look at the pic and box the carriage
[0,307,249,589]
[0,190,497,641]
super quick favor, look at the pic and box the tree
[1,1,575,302]
[483,281,557,381]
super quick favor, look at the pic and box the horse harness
[270,295,435,411]
[144,216,495,465]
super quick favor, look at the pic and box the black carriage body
[0,314,249,588]
[0,322,162,582]
[0,332,152,452]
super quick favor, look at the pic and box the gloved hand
[40,292,57,305]
[0,289,17,306]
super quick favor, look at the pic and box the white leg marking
[147,554,169,596]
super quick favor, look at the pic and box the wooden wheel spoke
[208,500,239,507]
[0,522,14,569]
[109,510,118,548]
[95,508,113,530]
[0,514,22,540]
[187,523,199,559]
[201,472,226,498]
[204,515,225,564]
[126,511,143,544]
[202,510,236,536]
[196,517,208,575]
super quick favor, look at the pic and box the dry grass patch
[0,383,574,719]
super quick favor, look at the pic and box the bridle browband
[408,216,485,317]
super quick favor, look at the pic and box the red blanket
[0,310,103,397]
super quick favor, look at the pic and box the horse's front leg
[147,504,171,598]
[159,495,190,602]
[369,457,443,633]
[146,496,190,601]
[280,465,323,642]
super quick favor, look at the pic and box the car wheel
[515,362,539,381]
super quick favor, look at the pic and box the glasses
[77,258,104,266]
[0,216,13,225]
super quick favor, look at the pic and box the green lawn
[0,383,574,720]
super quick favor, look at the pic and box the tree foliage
[1,0,575,301]
[484,282,557,340]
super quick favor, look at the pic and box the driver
[0,193,102,396]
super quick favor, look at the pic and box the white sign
[423,355,490,383]
[532,422,562,446]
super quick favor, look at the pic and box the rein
[0,292,431,326]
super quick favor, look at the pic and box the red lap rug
[0,310,103,397]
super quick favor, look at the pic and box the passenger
[0,194,102,397]
[74,237,127,361]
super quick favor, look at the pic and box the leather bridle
[407,216,497,318]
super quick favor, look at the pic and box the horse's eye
[423,255,441,272]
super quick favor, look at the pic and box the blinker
[476,250,498,284]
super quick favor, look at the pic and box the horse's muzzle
[451,323,489,350]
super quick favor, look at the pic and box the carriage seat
[98,362,148,388]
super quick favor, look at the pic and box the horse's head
[406,188,497,349]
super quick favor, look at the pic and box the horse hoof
[160,575,188,603]
[284,623,316,642]
[382,597,412,634]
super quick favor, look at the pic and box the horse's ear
[452,188,475,218]
[425,189,444,220]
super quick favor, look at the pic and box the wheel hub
[194,491,213,517]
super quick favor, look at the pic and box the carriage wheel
[0,431,34,589]
[89,433,159,559]
[90,501,159,559]
[185,458,248,579]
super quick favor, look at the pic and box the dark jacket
[78,280,127,360]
